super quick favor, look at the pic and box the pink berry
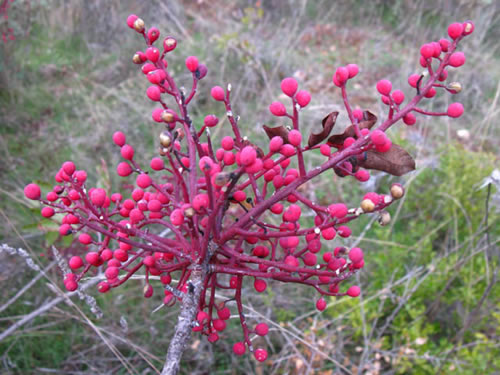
[255,322,269,336]
[41,207,55,218]
[217,307,231,320]
[424,87,437,98]
[354,169,370,182]
[97,281,110,293]
[62,161,75,176]
[420,43,434,59]
[448,22,463,39]
[207,333,219,343]
[335,66,349,85]
[211,86,225,101]
[75,170,87,183]
[288,129,302,147]
[448,52,465,68]
[145,47,160,62]
[408,74,420,88]
[90,188,106,206]
[375,139,392,152]
[24,183,41,200]
[254,348,268,362]
[59,223,72,236]
[146,86,161,101]
[391,90,405,105]
[353,109,363,121]
[126,14,138,28]
[85,252,100,266]
[163,36,177,52]
[376,79,392,96]
[269,136,284,153]
[213,319,226,332]
[348,247,363,264]
[447,102,464,118]
[328,203,348,219]
[254,279,267,293]
[439,38,450,52]
[320,144,331,156]
[121,144,134,160]
[150,157,164,171]
[281,77,298,97]
[240,146,257,166]
[347,285,361,297]
[221,136,234,151]
[316,297,327,311]
[64,280,78,291]
[113,131,126,146]
[403,113,416,126]
[185,56,199,72]
[343,137,355,147]
[370,130,387,146]
[136,174,152,188]
[346,63,359,78]
[462,21,474,36]
[204,114,218,127]
[147,27,160,43]
[431,41,442,57]
[117,162,133,177]
[170,208,184,226]
[321,227,336,240]
[296,90,311,107]
[269,101,287,117]
[338,225,352,238]
[69,256,83,269]
[233,342,246,356]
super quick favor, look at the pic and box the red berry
[145,47,160,62]
[90,188,106,206]
[105,266,119,279]
[316,297,327,311]
[64,280,78,291]
[163,37,177,52]
[335,66,349,85]
[221,136,234,151]
[328,203,348,219]
[255,322,269,336]
[403,113,416,126]
[338,225,352,238]
[347,285,361,297]
[448,22,463,39]
[62,161,75,176]
[69,256,83,269]
[348,247,363,264]
[98,281,110,293]
[269,136,284,153]
[240,146,257,166]
[322,227,336,240]
[288,129,302,147]
[281,77,298,97]
[448,52,465,68]
[24,183,41,200]
[41,207,55,218]
[269,101,287,116]
[254,348,268,362]
[355,169,370,182]
[254,279,267,293]
[346,63,359,78]
[117,162,133,177]
[439,38,450,52]
[353,109,363,121]
[217,307,231,320]
[211,86,225,101]
[147,27,160,43]
[121,144,134,160]
[343,137,355,147]
[79,233,92,245]
[375,139,392,152]
[170,208,184,226]
[431,41,442,57]
[207,333,219,343]
[376,79,392,96]
[233,342,246,356]
[213,319,226,331]
[408,74,420,88]
[296,90,311,107]
[126,14,138,28]
[136,174,152,188]
[447,102,464,118]
[146,86,161,101]
[420,43,434,59]
[204,114,218,127]
[185,56,199,72]
[75,170,87,183]
[424,87,436,98]
[370,130,387,146]
[462,21,474,36]
[85,252,100,266]
[391,90,405,105]
[150,157,164,171]
[113,131,126,147]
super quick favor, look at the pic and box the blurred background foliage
[0,0,499,374]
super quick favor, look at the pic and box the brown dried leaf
[262,124,289,143]
[308,111,339,147]
[362,144,415,176]
[327,111,377,148]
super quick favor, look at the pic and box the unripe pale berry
[447,102,464,118]
[347,285,361,297]
[361,199,375,212]
[316,297,327,311]
[448,22,463,40]
[462,21,474,36]
[269,101,286,116]
[281,77,298,97]
[24,183,41,200]
[296,90,311,107]
[376,79,392,96]
[211,86,225,101]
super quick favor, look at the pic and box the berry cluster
[0,0,15,43]
[24,16,473,366]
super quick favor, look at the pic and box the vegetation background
[1,0,499,374]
